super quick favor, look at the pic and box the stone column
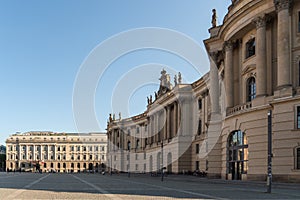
[177,102,181,136]
[224,41,234,108]
[275,0,292,88]
[174,103,178,136]
[163,108,167,140]
[167,107,170,139]
[254,16,267,97]
[209,52,220,113]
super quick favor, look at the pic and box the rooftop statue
[211,9,217,28]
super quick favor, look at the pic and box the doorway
[228,130,248,180]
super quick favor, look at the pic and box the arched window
[247,77,256,102]
[228,130,248,180]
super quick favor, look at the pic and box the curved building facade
[107,0,300,182]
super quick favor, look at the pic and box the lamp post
[267,110,272,193]
[128,148,130,178]
[161,140,164,182]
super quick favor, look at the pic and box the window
[246,38,255,58]
[137,127,140,134]
[77,146,80,151]
[136,139,140,149]
[198,99,202,110]
[77,155,80,160]
[297,148,300,169]
[57,146,60,151]
[299,61,300,86]
[44,163,47,168]
[145,125,147,131]
[196,144,200,154]
[247,77,256,102]
[195,161,199,170]
[298,12,300,33]
[83,155,86,160]
[77,163,80,168]
[127,141,131,151]
[197,120,202,135]
[297,106,300,129]
[90,155,93,160]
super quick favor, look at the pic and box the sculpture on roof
[178,72,182,84]
[212,9,217,28]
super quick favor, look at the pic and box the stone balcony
[226,102,252,116]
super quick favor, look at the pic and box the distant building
[6,131,107,173]
[0,145,6,171]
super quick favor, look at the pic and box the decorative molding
[241,65,256,76]
[274,0,292,12]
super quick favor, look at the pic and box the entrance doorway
[228,130,248,180]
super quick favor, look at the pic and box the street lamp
[161,140,164,182]
[267,110,273,193]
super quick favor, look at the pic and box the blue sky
[0,0,231,145]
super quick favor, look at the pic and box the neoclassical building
[6,131,107,173]
[107,0,300,182]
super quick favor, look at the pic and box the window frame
[296,147,300,170]
[296,105,300,129]
[247,77,256,102]
[245,38,256,59]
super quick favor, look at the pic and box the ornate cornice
[274,0,292,12]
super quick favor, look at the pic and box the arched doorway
[149,155,153,172]
[167,153,172,173]
[228,130,248,180]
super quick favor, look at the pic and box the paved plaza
[0,172,299,199]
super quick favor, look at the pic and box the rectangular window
[297,148,300,169]
[297,106,300,129]
[196,144,200,154]
[298,12,300,33]
[195,161,199,170]
[136,127,140,134]
[197,120,202,135]
[198,99,202,110]
[246,38,255,58]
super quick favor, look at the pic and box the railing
[227,102,252,116]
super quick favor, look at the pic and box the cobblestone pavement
[0,172,299,199]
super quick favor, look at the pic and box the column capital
[253,16,267,29]
[274,0,292,12]
[209,51,218,63]
[224,41,233,52]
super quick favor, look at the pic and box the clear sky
[0,0,231,145]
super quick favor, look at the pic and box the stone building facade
[0,145,6,171]
[107,0,300,182]
[6,132,107,173]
